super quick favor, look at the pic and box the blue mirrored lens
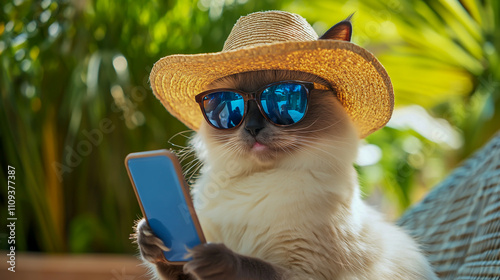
[202,92,244,129]
[260,83,308,125]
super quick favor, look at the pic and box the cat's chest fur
[191,166,370,277]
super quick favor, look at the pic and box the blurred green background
[0,0,499,255]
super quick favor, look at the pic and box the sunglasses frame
[195,80,327,130]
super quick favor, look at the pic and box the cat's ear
[319,14,354,42]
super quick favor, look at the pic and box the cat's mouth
[245,139,284,165]
[251,141,269,152]
[237,128,294,165]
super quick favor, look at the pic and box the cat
[134,16,438,280]
[134,70,437,280]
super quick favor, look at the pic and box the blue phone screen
[128,154,202,262]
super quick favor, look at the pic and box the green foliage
[1,0,499,253]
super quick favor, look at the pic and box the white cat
[135,70,437,280]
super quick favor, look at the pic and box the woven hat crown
[223,11,319,52]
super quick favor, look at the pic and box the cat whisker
[168,130,195,149]
[277,142,295,157]
[186,161,204,183]
[284,118,321,132]
[285,118,343,134]
[176,147,195,161]
[276,135,353,147]
[168,130,194,142]
[214,141,244,161]
[297,137,353,148]
[183,156,201,173]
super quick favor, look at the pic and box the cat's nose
[246,124,263,137]
[244,101,266,137]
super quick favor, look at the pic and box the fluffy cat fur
[134,70,437,280]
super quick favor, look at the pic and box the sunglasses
[195,80,329,130]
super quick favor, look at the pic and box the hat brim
[150,40,393,138]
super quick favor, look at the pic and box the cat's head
[192,17,359,173]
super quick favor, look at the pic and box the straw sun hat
[150,11,394,138]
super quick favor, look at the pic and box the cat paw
[134,218,170,264]
[183,243,239,280]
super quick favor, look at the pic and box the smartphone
[125,149,205,264]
